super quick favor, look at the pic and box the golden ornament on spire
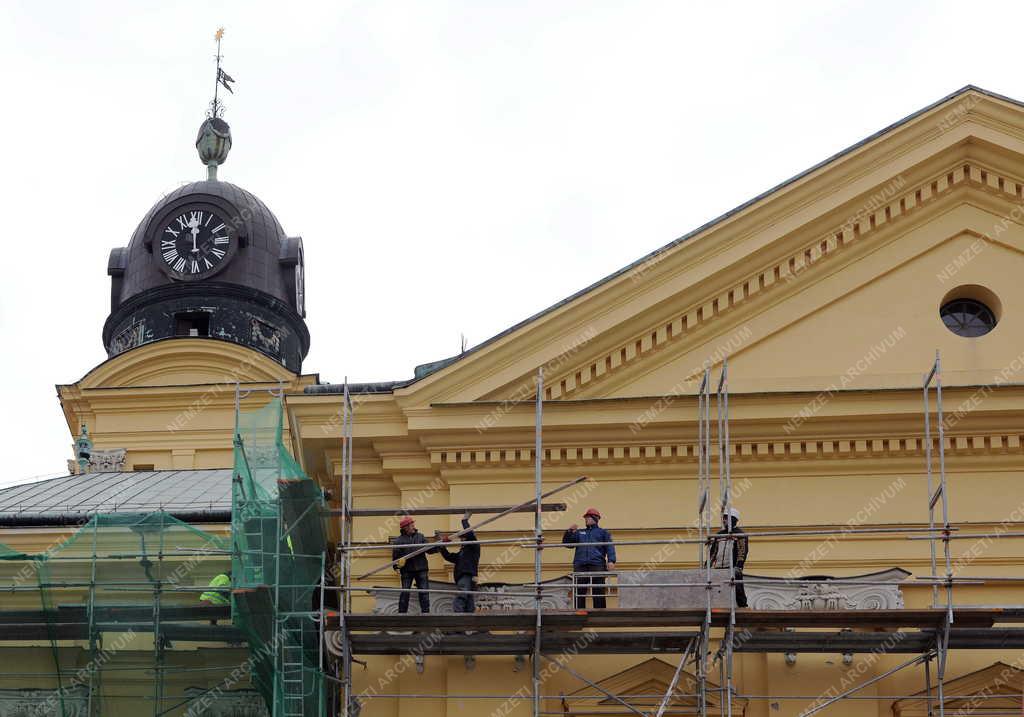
[215,27,225,41]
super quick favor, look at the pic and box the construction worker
[392,516,439,613]
[563,508,616,609]
[708,507,749,608]
[200,571,231,625]
[439,511,480,613]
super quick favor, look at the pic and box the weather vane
[196,27,234,180]
[208,26,235,119]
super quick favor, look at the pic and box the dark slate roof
[0,469,233,526]
[305,86,1024,396]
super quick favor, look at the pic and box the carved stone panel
[744,568,909,610]
[0,686,88,716]
[368,577,573,614]
[182,687,268,717]
[618,569,732,609]
[87,448,127,473]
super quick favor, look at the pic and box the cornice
[429,431,1023,470]
[69,338,301,389]
[289,394,407,440]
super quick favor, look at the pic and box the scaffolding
[0,389,335,717]
[230,389,328,717]
[0,512,240,717]
[328,352,1024,716]
[2,352,1024,715]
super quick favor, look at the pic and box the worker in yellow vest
[200,571,232,624]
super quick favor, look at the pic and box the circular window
[940,298,997,337]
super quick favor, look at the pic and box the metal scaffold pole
[697,368,712,717]
[533,368,544,717]
[924,350,951,717]
[717,360,735,717]
[340,380,354,716]
[152,526,165,716]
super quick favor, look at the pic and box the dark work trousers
[398,570,430,613]
[734,569,748,608]
[453,574,476,613]
[574,563,607,609]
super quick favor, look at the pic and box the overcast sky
[2,0,1023,487]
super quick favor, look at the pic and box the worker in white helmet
[708,506,748,607]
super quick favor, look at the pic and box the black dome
[116,180,295,307]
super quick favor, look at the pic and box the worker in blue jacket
[562,507,616,609]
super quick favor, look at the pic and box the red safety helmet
[583,507,601,519]
[399,516,415,529]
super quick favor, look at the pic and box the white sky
[2,0,1023,487]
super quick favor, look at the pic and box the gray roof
[0,469,233,526]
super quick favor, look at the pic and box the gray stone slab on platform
[617,569,732,609]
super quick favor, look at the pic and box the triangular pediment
[893,661,1023,716]
[390,87,1024,407]
[601,207,1024,398]
[566,657,747,714]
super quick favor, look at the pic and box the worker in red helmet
[392,516,440,613]
[562,507,616,609]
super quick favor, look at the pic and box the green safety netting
[0,512,256,717]
[0,399,326,717]
[231,397,327,717]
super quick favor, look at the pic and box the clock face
[295,254,305,315]
[158,208,233,279]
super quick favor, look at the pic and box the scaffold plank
[341,628,1024,656]
[332,503,567,517]
[338,607,1002,632]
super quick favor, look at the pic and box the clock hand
[188,216,200,253]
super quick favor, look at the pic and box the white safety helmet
[725,507,740,520]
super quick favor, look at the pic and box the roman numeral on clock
[173,257,186,272]
[190,259,200,273]
[163,249,178,262]
[211,247,226,259]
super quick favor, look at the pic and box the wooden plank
[335,502,567,517]
[344,627,1024,656]
[349,631,698,655]
[6,605,999,633]
[0,622,246,642]
[0,604,230,624]
[338,608,999,632]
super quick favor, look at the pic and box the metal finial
[197,27,234,180]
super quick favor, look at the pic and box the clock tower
[103,117,309,371]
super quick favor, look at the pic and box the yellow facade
[5,86,1024,715]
